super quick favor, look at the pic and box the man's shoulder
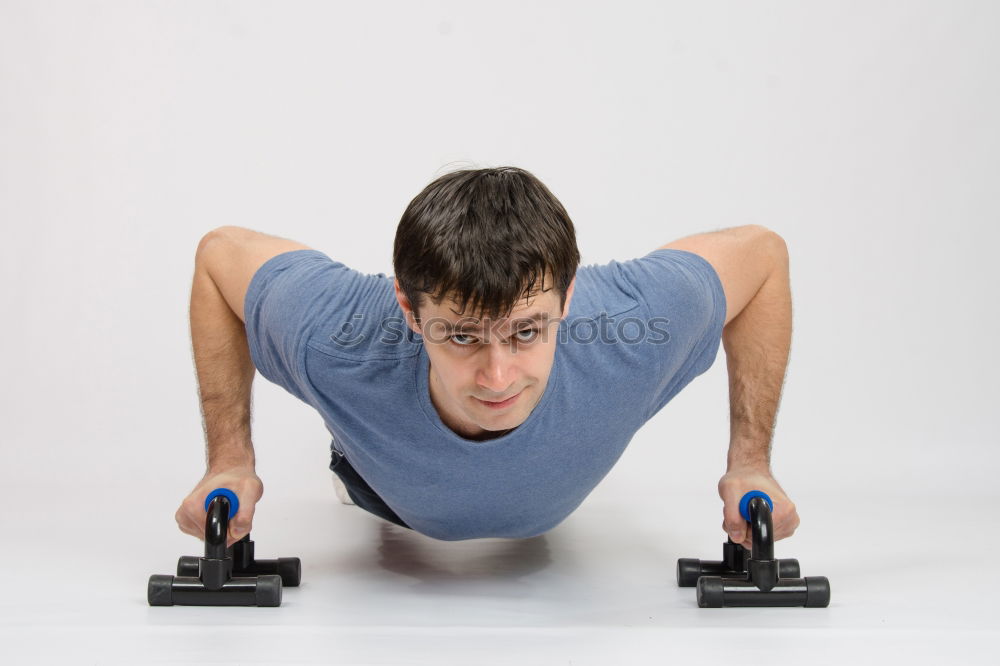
[303,274,422,362]
[569,261,642,321]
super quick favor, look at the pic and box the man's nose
[476,341,519,394]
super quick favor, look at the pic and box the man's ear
[394,278,422,334]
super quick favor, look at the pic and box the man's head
[392,166,581,440]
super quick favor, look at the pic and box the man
[175,166,800,548]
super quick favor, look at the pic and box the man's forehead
[420,289,557,330]
[435,284,553,314]
[445,270,553,307]
[442,290,548,315]
[439,309,552,332]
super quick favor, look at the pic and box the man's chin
[483,410,530,432]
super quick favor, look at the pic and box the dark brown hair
[393,166,580,322]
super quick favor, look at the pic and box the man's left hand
[717,467,800,550]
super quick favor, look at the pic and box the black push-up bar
[677,490,831,607]
[148,488,301,607]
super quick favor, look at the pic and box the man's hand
[175,465,264,548]
[718,467,800,550]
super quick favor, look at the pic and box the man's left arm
[660,224,801,550]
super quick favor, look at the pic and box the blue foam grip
[739,491,773,522]
[204,488,240,520]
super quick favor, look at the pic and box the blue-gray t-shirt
[244,248,726,541]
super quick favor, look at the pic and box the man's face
[394,274,575,441]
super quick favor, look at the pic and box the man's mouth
[474,390,522,409]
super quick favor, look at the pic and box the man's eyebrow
[441,311,550,333]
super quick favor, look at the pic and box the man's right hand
[175,466,264,548]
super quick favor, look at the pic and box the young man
[175,167,800,547]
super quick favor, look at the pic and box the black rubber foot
[148,574,174,606]
[676,558,703,587]
[805,576,831,608]
[255,574,283,607]
[277,558,302,587]
[696,576,725,608]
[781,559,801,579]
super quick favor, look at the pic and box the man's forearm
[721,236,792,472]
[190,238,257,472]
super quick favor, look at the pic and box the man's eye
[515,328,540,342]
[448,328,540,347]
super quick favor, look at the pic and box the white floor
[0,482,995,665]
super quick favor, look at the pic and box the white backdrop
[1,1,997,664]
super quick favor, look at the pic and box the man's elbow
[764,228,788,270]
[747,225,788,269]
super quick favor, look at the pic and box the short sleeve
[614,249,727,420]
[243,249,378,403]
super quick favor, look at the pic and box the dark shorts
[330,447,413,530]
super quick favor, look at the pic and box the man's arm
[192,225,312,468]
[174,226,312,546]
[659,224,800,547]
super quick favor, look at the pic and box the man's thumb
[230,516,250,538]
[724,508,746,543]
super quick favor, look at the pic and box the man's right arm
[191,225,312,467]
[175,226,312,545]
